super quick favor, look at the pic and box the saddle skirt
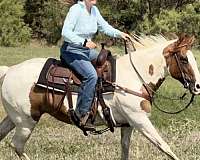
[36,55,116,93]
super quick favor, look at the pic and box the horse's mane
[130,34,169,51]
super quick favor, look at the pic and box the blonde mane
[130,34,170,50]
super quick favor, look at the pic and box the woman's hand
[120,32,132,40]
[86,41,97,49]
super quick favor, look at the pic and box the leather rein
[152,52,195,114]
[109,38,195,114]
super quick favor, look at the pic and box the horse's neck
[116,43,170,91]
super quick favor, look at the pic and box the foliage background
[0,0,199,46]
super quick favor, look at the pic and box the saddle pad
[36,58,115,93]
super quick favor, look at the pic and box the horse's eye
[180,57,188,64]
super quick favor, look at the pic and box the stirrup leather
[97,77,115,133]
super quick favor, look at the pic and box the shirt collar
[78,1,95,10]
[78,1,85,7]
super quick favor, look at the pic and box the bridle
[90,38,195,135]
[123,38,195,114]
[174,50,191,89]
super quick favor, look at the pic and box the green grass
[0,46,59,66]
[0,45,123,66]
[0,46,200,160]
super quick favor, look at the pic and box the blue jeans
[60,42,98,116]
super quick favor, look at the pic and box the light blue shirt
[61,1,122,45]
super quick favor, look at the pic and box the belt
[62,42,90,57]
[64,40,88,49]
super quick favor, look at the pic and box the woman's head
[86,0,97,5]
[78,0,97,5]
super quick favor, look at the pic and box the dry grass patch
[0,105,200,160]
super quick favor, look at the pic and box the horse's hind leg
[0,116,15,141]
[10,122,36,160]
[121,127,134,160]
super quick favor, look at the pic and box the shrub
[136,3,200,45]
[0,0,31,46]
[24,0,68,44]
[179,3,200,45]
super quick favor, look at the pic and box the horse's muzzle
[189,81,200,95]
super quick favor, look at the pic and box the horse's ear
[176,34,195,49]
[177,33,186,43]
[163,34,195,58]
[186,35,195,49]
[174,34,195,55]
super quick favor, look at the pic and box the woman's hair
[75,0,83,3]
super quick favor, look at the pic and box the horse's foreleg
[11,123,35,160]
[121,127,134,160]
[124,111,179,160]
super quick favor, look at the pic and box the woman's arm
[95,6,131,40]
[95,6,122,38]
[62,5,85,45]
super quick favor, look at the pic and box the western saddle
[36,43,116,136]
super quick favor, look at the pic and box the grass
[0,46,59,66]
[0,46,200,160]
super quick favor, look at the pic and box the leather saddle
[36,45,116,93]
[36,45,116,136]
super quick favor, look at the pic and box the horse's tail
[0,66,9,80]
[0,66,14,141]
[0,116,15,141]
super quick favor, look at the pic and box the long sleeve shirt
[61,1,122,45]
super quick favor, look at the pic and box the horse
[0,34,199,160]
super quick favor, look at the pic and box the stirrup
[79,112,90,126]
[102,107,115,132]
[80,112,95,129]
[68,109,95,136]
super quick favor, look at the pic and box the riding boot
[79,112,95,130]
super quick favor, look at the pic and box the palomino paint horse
[0,35,200,160]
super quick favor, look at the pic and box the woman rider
[60,0,130,128]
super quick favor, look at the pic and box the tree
[24,0,68,44]
[24,0,46,39]
[21,0,200,45]
[0,0,31,46]
[179,3,200,44]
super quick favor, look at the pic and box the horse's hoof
[20,153,31,160]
